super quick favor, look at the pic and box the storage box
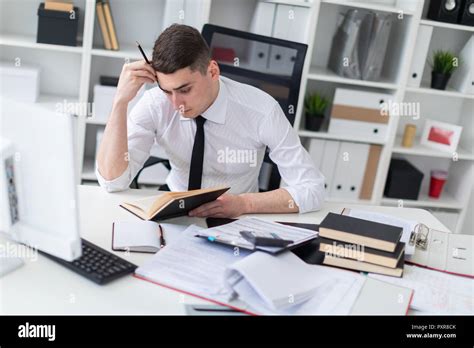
[37,2,79,46]
[384,158,424,200]
[0,61,40,103]
[328,88,391,141]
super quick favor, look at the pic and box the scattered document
[198,217,318,253]
[369,265,474,314]
[135,225,250,302]
[344,208,417,255]
[225,251,366,314]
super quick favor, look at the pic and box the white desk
[0,185,450,315]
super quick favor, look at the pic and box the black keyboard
[42,239,137,285]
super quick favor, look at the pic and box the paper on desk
[135,225,251,302]
[344,208,417,255]
[198,217,318,252]
[369,265,474,314]
[225,251,366,314]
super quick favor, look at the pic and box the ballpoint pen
[136,41,159,87]
[159,225,166,248]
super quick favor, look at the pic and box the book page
[369,265,474,314]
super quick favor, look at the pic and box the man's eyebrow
[159,82,193,93]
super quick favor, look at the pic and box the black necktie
[188,116,206,190]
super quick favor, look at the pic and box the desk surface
[0,185,450,315]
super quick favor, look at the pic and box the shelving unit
[1,0,472,234]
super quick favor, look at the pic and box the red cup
[429,170,448,199]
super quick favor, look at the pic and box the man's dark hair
[152,24,210,75]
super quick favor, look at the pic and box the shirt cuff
[282,181,326,214]
[95,162,132,192]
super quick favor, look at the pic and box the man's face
[156,61,219,118]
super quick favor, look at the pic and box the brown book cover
[102,0,119,50]
[96,1,112,50]
[45,1,74,12]
[319,237,405,268]
[120,187,230,221]
[323,252,405,278]
[319,212,402,252]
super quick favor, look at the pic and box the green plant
[304,93,330,117]
[429,50,459,75]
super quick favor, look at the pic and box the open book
[120,187,229,221]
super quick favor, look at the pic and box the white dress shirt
[96,76,326,213]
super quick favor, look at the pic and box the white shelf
[91,43,153,60]
[392,136,474,161]
[298,129,387,145]
[0,33,83,54]
[420,19,474,33]
[264,0,313,8]
[307,66,398,90]
[406,85,474,100]
[382,191,464,210]
[321,0,414,15]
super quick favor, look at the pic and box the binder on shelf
[273,4,309,43]
[250,1,276,36]
[329,142,370,201]
[102,0,119,51]
[450,36,473,95]
[359,144,382,200]
[361,12,394,81]
[96,0,112,50]
[307,139,326,169]
[328,88,391,141]
[407,24,433,88]
[319,140,340,193]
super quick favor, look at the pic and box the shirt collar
[179,77,227,124]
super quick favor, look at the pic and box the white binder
[250,1,276,36]
[307,139,326,169]
[330,142,370,200]
[319,140,340,194]
[273,4,310,43]
[407,25,433,88]
[450,35,474,95]
[162,0,209,30]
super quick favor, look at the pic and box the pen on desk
[159,225,166,248]
[135,41,158,86]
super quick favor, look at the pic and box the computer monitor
[0,95,81,261]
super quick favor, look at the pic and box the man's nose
[171,94,184,111]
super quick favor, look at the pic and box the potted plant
[429,50,459,90]
[304,93,330,132]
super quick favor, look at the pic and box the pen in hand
[136,41,159,87]
[159,225,166,248]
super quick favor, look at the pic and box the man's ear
[208,60,220,80]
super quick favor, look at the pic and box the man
[96,24,325,218]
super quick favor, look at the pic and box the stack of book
[318,213,405,277]
[96,0,119,50]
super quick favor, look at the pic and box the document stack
[318,213,406,277]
